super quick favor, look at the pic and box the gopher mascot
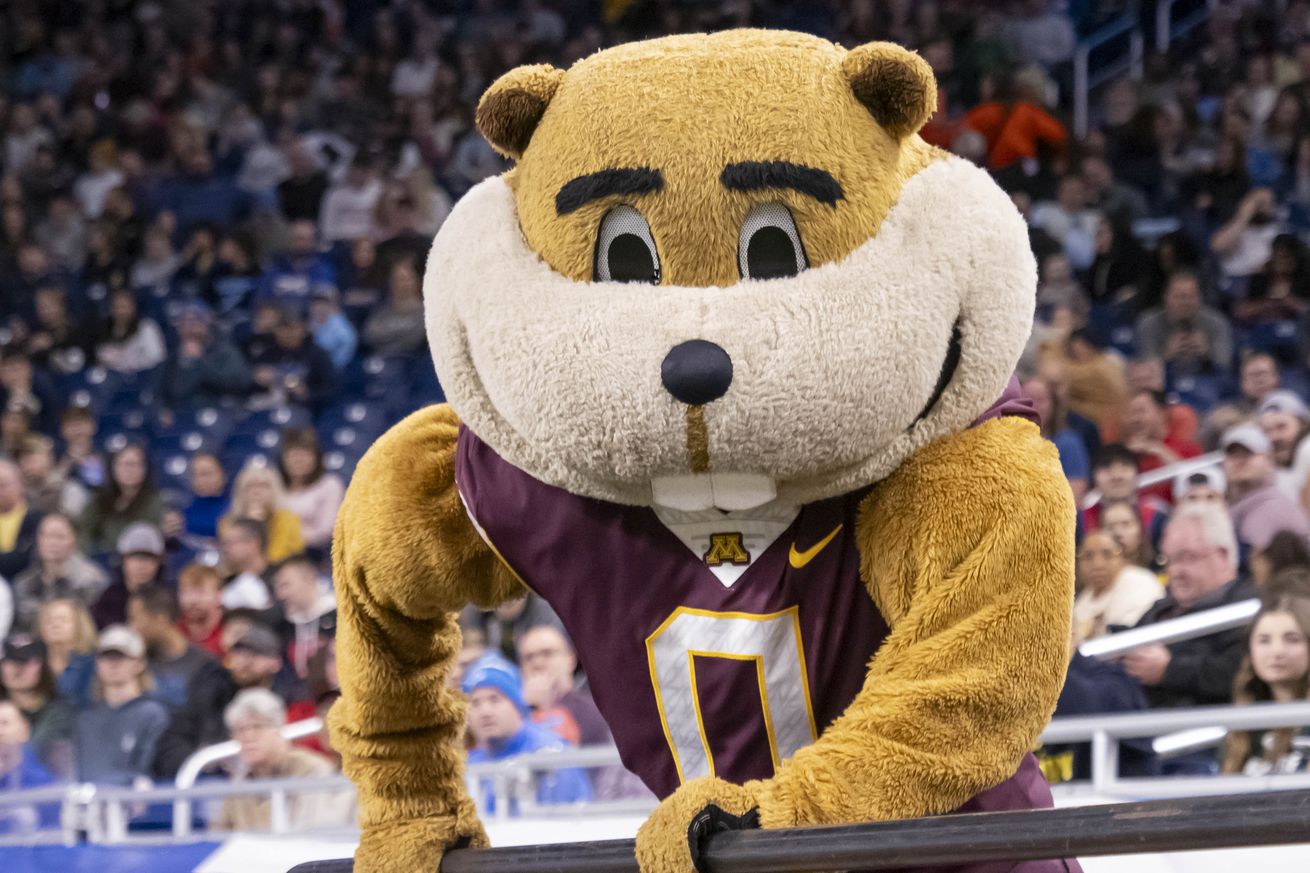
[330,29,1078,873]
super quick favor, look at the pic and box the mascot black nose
[661,340,733,405]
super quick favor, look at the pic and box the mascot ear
[842,42,937,140]
[476,64,566,160]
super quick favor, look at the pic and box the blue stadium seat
[1240,320,1301,363]
[1169,373,1227,414]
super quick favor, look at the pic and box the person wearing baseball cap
[1,632,74,779]
[1222,422,1310,555]
[74,624,169,785]
[90,522,166,628]
[1256,389,1310,503]
[462,652,591,812]
[1173,467,1226,508]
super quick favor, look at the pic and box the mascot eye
[738,203,808,280]
[594,206,661,284]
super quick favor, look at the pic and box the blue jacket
[0,745,59,834]
[468,722,592,814]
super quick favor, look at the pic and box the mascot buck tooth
[331,29,1078,873]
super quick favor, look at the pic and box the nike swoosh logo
[788,524,843,569]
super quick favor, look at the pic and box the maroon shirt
[455,378,1073,871]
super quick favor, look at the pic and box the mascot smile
[332,29,1078,873]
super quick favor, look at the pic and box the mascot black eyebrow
[330,29,1078,873]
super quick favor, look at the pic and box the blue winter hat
[461,653,526,712]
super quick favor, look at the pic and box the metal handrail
[1081,450,1223,510]
[1078,597,1259,659]
[286,789,1310,873]
[1073,13,1144,139]
[173,715,323,837]
[1156,0,1220,55]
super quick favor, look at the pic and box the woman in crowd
[73,625,168,786]
[1220,595,1310,774]
[1234,233,1310,325]
[77,443,165,556]
[1023,375,1090,506]
[181,452,230,542]
[0,634,74,780]
[362,258,427,356]
[36,598,98,707]
[95,287,166,373]
[10,513,110,631]
[1100,499,1157,571]
[220,460,303,564]
[1252,531,1310,589]
[1072,530,1164,643]
[278,428,344,554]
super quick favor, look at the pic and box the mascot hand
[353,806,488,873]
[635,777,762,873]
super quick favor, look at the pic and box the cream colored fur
[425,155,1035,508]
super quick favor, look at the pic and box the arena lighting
[288,789,1310,873]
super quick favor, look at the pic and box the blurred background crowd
[3,0,1310,836]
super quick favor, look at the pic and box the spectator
[1234,233,1310,324]
[0,458,41,580]
[363,258,428,357]
[73,625,168,786]
[1040,330,1127,433]
[78,445,165,557]
[1257,390,1310,507]
[90,522,167,629]
[211,688,348,832]
[1087,219,1150,307]
[1212,187,1286,284]
[1221,423,1310,554]
[36,598,97,706]
[157,302,251,410]
[1028,176,1100,271]
[127,585,226,709]
[278,429,344,554]
[1238,353,1281,414]
[277,142,329,225]
[1134,270,1234,374]
[1100,499,1157,572]
[176,563,226,658]
[11,513,109,631]
[0,700,58,834]
[961,65,1067,172]
[218,518,274,610]
[1173,467,1226,509]
[1220,594,1310,775]
[1023,375,1089,505]
[54,406,105,490]
[210,233,262,317]
[1121,389,1203,503]
[1,405,34,458]
[95,287,166,374]
[1122,504,1254,711]
[1073,530,1163,643]
[180,452,230,542]
[517,624,610,748]
[32,195,86,273]
[319,154,383,244]
[0,347,60,435]
[129,224,181,298]
[249,305,337,411]
[222,461,305,564]
[308,288,358,370]
[17,434,89,518]
[1251,532,1310,590]
[374,194,434,270]
[1081,154,1148,230]
[1085,444,1166,534]
[256,220,337,310]
[73,140,124,220]
[271,554,335,679]
[463,653,591,812]
[0,634,73,779]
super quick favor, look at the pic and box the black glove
[687,803,761,873]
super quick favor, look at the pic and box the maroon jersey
[455,378,1059,830]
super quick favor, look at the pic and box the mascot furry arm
[331,30,1075,873]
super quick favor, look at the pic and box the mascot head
[426,29,1035,511]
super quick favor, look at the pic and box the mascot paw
[635,777,761,873]
[354,814,488,873]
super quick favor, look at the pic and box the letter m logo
[703,532,751,567]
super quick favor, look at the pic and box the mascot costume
[330,30,1078,873]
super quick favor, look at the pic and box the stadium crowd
[3,0,1310,835]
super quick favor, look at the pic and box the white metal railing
[1079,597,1259,659]
[1081,450,1223,511]
[1073,13,1145,139]
[173,715,323,837]
[1155,0,1220,55]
